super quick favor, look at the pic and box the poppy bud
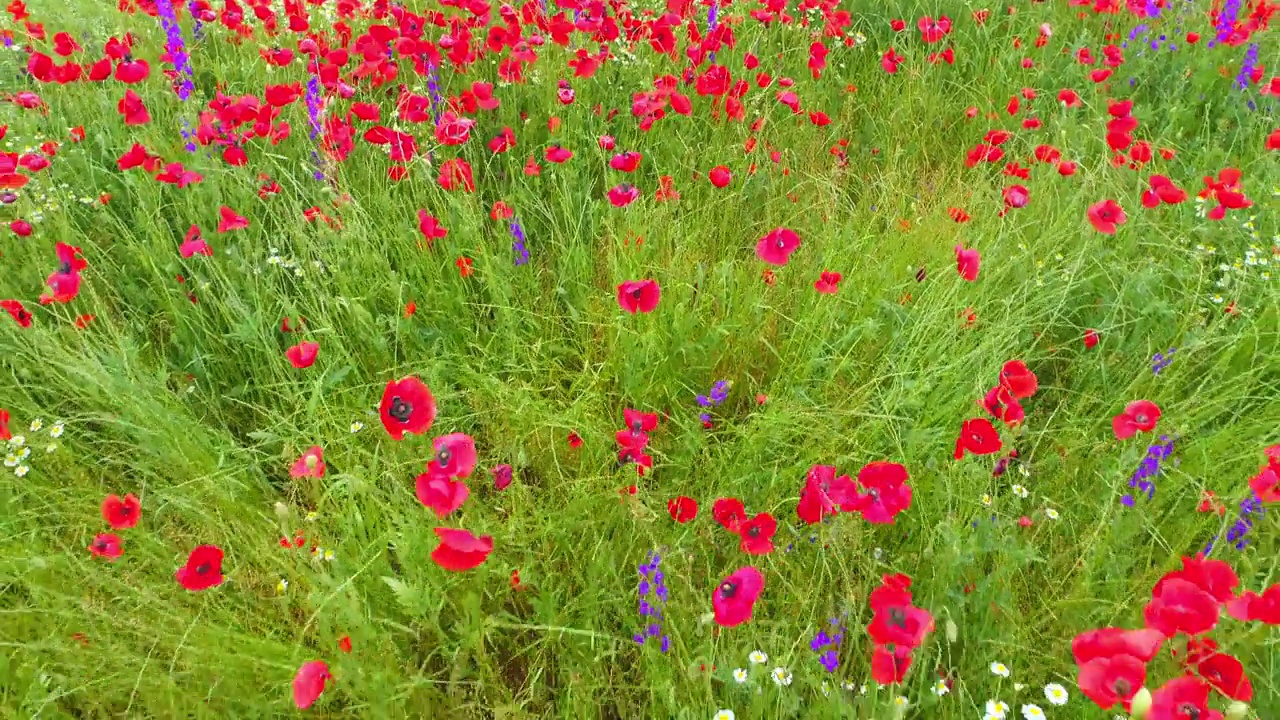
[1128,687,1152,719]
[944,618,958,642]
[1224,702,1249,720]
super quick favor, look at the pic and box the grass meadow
[1,0,1278,717]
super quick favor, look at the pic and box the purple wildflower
[695,380,730,423]
[1234,43,1259,91]
[155,0,195,101]
[510,217,529,266]
[635,550,668,653]
[810,616,846,672]
[1211,0,1242,46]
[1152,348,1176,374]
[426,62,444,125]
[1121,436,1175,506]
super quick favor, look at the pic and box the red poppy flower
[290,446,325,479]
[755,227,801,266]
[712,497,747,532]
[712,566,764,627]
[1195,651,1252,701]
[1226,584,1280,624]
[607,184,639,207]
[175,544,225,591]
[286,341,320,369]
[1143,577,1220,636]
[216,206,248,233]
[428,433,478,479]
[954,418,1002,459]
[1112,400,1160,440]
[813,270,842,294]
[917,15,952,43]
[1164,555,1240,603]
[1071,627,1165,665]
[492,463,514,491]
[2,299,32,328]
[982,386,1025,426]
[667,496,698,523]
[567,431,584,448]
[416,472,470,518]
[1084,329,1100,348]
[429,527,493,571]
[1087,199,1127,235]
[338,636,352,653]
[1249,465,1279,503]
[1148,676,1216,720]
[616,280,661,314]
[9,219,31,237]
[848,461,912,524]
[0,409,10,440]
[545,145,573,163]
[623,409,658,433]
[88,533,123,560]
[955,245,980,281]
[417,210,448,248]
[796,464,856,525]
[870,643,914,684]
[292,660,331,710]
[101,493,141,529]
[379,377,436,440]
[609,151,641,172]
[437,158,475,192]
[179,225,211,258]
[116,89,150,125]
[1077,652,1147,710]
[708,165,731,188]
[999,360,1038,399]
[738,512,777,555]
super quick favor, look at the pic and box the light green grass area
[0,0,1277,717]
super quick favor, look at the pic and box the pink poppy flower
[292,660,331,709]
[286,341,320,369]
[1087,199,1127,234]
[955,245,980,281]
[617,280,661,314]
[1112,400,1161,440]
[848,461,913,524]
[88,533,123,560]
[755,227,801,266]
[415,473,470,518]
[428,433,478,478]
[290,446,326,479]
[712,566,765,627]
[430,527,493,571]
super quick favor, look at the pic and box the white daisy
[48,422,63,438]
[840,680,856,691]
[990,661,1011,677]
[350,421,364,433]
[9,435,25,447]
[1012,484,1029,498]
[28,418,43,433]
[15,465,29,477]
[893,696,909,708]
[1044,683,1068,705]
[3,454,16,468]
[713,711,735,720]
[748,650,767,664]
[932,679,950,696]
[1045,508,1060,520]
[770,667,792,686]
[45,444,56,453]
[986,700,1010,719]
[1021,704,1045,720]
[982,493,993,506]
[732,668,747,683]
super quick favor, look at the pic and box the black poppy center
[195,563,211,575]
[631,288,643,299]
[94,540,109,551]
[436,448,452,467]
[888,607,907,628]
[1177,706,1200,720]
[719,580,737,597]
[631,420,642,433]
[59,261,73,275]
[1135,413,1148,424]
[1112,678,1130,696]
[746,525,760,538]
[775,239,786,248]
[389,396,413,423]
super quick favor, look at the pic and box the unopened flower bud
[1129,687,1152,720]
[1224,701,1250,720]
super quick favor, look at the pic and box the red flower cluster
[1245,444,1279,503]
[1074,555,1275,714]
[616,408,658,476]
[866,574,934,684]
[712,498,777,555]
[795,462,914,526]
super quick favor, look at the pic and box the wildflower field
[2,0,1279,716]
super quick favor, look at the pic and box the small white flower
[18,447,30,460]
[3,454,17,468]
[1044,683,1068,705]
[933,679,950,696]
[748,650,768,664]
[987,699,1010,718]
[820,681,830,697]
[840,680,856,691]
[982,493,993,506]
[1015,683,1026,691]
[1012,484,1029,498]
[990,661,1011,677]
[350,421,364,433]
[732,668,748,683]
[15,465,29,477]
[713,711,735,720]
[770,667,792,686]
[45,444,56,454]
[893,696,909,709]
[28,418,43,433]
[1021,704,1045,720]
[9,435,25,448]
[1045,508,1060,520]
